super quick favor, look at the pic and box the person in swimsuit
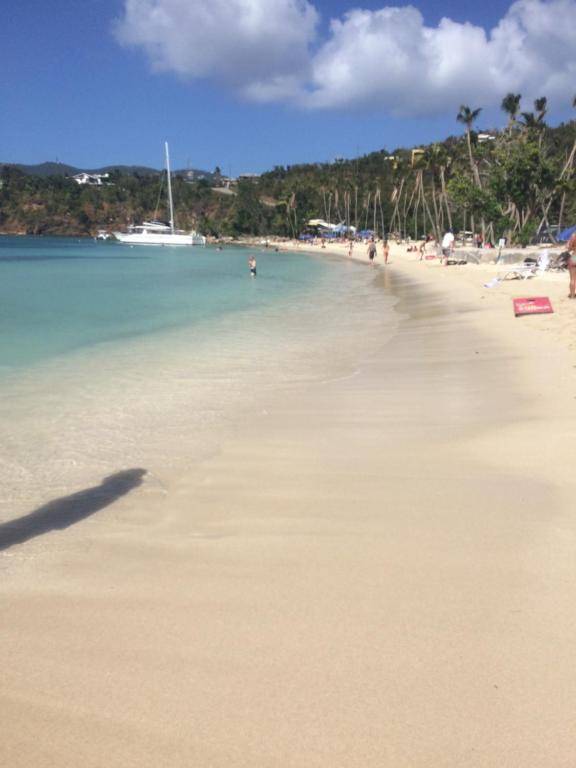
[367,239,377,263]
[382,240,390,264]
[567,232,576,298]
[248,255,257,277]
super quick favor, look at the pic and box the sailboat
[114,143,206,246]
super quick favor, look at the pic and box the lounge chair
[498,251,550,280]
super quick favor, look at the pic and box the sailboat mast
[165,141,175,234]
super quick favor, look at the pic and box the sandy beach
[2,241,576,766]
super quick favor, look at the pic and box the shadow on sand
[0,468,147,552]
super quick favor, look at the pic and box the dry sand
[2,240,576,766]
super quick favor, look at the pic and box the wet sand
[2,264,576,766]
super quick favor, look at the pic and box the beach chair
[498,251,550,280]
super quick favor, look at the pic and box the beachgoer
[248,255,257,278]
[348,241,354,258]
[382,240,390,264]
[567,232,576,298]
[418,240,425,261]
[367,239,377,263]
[441,230,455,264]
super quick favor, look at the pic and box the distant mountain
[3,162,80,177]
[0,161,213,179]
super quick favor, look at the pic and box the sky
[2,0,576,174]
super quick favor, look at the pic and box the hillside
[1,113,575,242]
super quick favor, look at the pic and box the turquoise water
[0,236,328,374]
[0,236,396,522]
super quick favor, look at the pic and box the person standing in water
[382,240,390,265]
[367,238,377,264]
[248,255,257,278]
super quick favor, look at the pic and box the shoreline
[2,239,576,765]
[0,244,390,524]
[273,236,576,367]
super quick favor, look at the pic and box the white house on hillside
[72,172,110,186]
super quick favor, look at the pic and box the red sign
[513,296,553,316]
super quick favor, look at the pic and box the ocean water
[0,236,397,521]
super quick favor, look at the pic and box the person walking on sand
[567,231,576,298]
[441,229,455,265]
[382,240,390,264]
[367,238,377,264]
[248,255,257,278]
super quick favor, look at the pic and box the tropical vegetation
[1,94,575,244]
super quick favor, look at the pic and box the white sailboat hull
[114,231,206,246]
[114,142,206,248]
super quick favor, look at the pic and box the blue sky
[1,0,574,174]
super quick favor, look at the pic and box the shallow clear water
[0,236,397,520]
[0,236,331,373]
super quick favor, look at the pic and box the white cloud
[305,0,576,114]
[114,0,318,92]
[115,0,576,114]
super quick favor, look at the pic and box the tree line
[1,97,575,243]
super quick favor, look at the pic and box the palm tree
[423,144,451,239]
[501,93,522,129]
[534,96,547,123]
[521,98,547,132]
[520,111,539,129]
[520,100,548,151]
[555,95,576,230]
[457,105,482,188]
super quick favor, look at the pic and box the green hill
[1,109,575,242]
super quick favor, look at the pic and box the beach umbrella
[558,224,576,241]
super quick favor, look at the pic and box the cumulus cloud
[115,0,576,114]
[305,0,576,114]
[114,0,318,96]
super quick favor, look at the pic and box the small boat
[114,143,206,247]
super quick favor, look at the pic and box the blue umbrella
[558,224,576,241]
